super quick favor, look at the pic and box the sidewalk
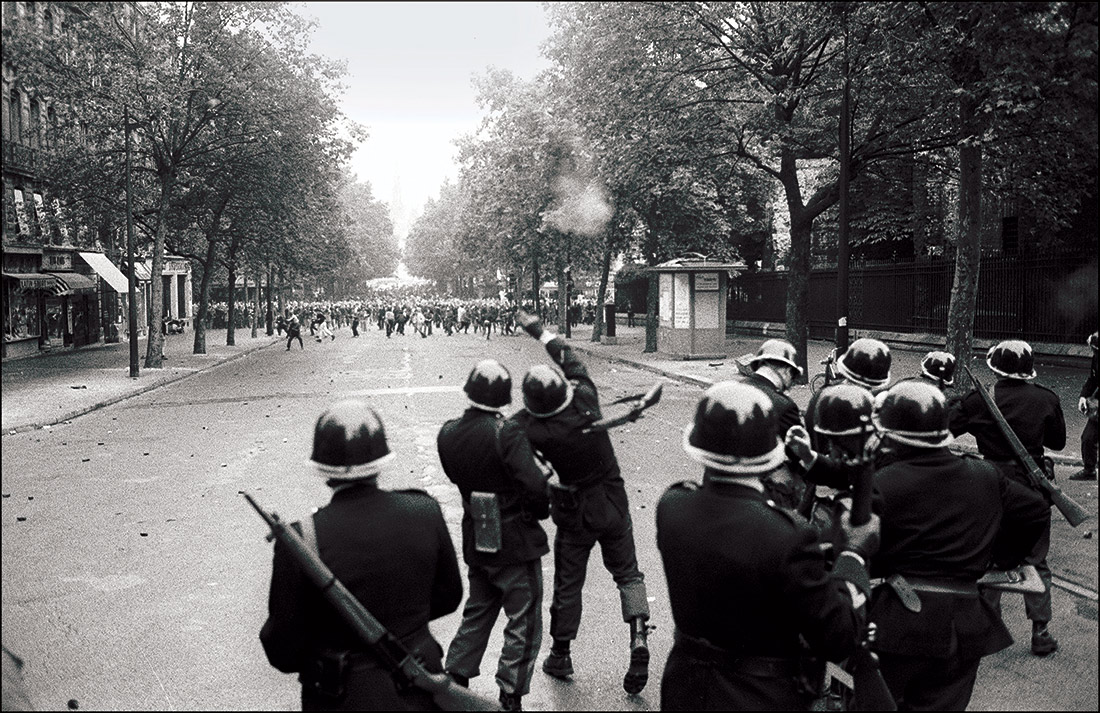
[2,331,282,434]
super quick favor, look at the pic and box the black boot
[499,690,523,711]
[623,617,651,694]
[1031,621,1059,656]
[542,639,574,679]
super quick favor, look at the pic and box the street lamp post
[836,7,852,355]
[125,105,139,378]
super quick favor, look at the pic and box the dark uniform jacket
[260,482,463,710]
[513,341,630,529]
[949,379,1066,463]
[742,372,802,438]
[869,448,1049,659]
[656,478,868,710]
[740,372,808,509]
[1082,349,1098,401]
[437,409,550,566]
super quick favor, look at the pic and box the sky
[298,2,554,241]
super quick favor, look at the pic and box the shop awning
[2,272,58,290]
[46,272,97,295]
[78,252,129,293]
[132,262,152,282]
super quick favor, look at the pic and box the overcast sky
[299,2,554,239]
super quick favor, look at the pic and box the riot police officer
[657,381,879,710]
[787,338,893,495]
[917,350,957,393]
[437,360,551,711]
[512,311,652,695]
[873,380,1050,707]
[260,400,463,711]
[949,340,1066,656]
[1071,331,1098,481]
[742,339,807,509]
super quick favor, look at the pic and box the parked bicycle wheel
[810,372,829,394]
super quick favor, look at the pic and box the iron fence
[729,254,1097,344]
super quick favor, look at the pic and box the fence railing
[729,254,1097,344]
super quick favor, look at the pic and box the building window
[8,89,24,145]
[29,97,41,149]
[46,105,56,148]
[4,282,43,341]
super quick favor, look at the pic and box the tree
[9,1,351,365]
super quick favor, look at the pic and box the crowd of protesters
[196,286,618,351]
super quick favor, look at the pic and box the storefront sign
[44,251,73,271]
[695,272,719,291]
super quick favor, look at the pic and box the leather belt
[673,630,801,678]
[871,574,979,613]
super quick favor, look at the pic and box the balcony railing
[2,140,38,177]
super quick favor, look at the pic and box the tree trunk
[946,93,982,365]
[192,237,218,355]
[226,242,238,347]
[265,262,274,336]
[144,183,171,369]
[251,269,260,339]
[591,236,613,341]
[642,225,655,354]
[785,211,813,381]
[532,258,540,314]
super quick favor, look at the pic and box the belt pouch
[305,649,350,699]
[470,491,502,553]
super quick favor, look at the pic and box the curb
[570,342,1089,469]
[3,337,281,436]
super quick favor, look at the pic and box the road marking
[1053,575,1098,601]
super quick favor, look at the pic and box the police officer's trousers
[987,462,1053,623]
[548,491,649,641]
[445,560,543,696]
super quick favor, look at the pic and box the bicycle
[809,348,839,394]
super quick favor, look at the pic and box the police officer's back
[871,380,1050,707]
[260,401,463,711]
[950,341,1065,466]
[658,381,878,711]
[948,340,1065,657]
[437,360,550,711]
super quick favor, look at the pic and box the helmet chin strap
[467,398,506,414]
[313,451,395,480]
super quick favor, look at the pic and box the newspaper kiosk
[648,258,743,360]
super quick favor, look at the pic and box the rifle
[243,492,501,712]
[962,366,1090,527]
[582,382,663,433]
[845,459,897,712]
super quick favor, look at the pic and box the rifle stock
[582,382,663,433]
[962,367,1090,527]
[244,492,501,711]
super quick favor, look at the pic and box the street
[2,325,1097,711]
